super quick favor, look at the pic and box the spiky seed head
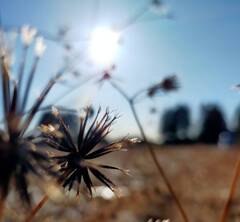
[42,108,126,196]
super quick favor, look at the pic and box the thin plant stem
[118,3,148,31]
[110,81,189,222]
[17,46,28,105]
[21,57,39,112]
[0,197,5,221]
[219,159,240,222]
[24,195,48,222]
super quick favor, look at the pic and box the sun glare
[89,27,120,65]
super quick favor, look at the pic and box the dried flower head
[150,0,171,17]
[83,106,95,118]
[147,75,179,97]
[57,26,70,40]
[232,84,240,92]
[0,31,62,205]
[35,36,46,57]
[0,59,54,204]
[97,64,116,84]
[21,25,37,46]
[0,132,51,204]
[41,108,126,195]
[150,0,164,10]
[0,31,15,67]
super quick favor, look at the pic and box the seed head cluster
[41,107,125,195]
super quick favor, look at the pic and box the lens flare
[89,27,120,65]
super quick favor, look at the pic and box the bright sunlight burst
[89,27,120,65]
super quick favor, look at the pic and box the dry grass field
[3,145,240,222]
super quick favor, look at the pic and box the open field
[4,145,240,222]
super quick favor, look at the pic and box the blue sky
[1,0,240,141]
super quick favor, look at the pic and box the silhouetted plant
[40,107,126,195]
[0,27,65,208]
[24,107,130,222]
[0,24,127,222]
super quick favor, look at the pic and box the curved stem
[219,159,240,222]
[17,46,28,107]
[109,81,189,222]
[21,57,39,112]
[109,81,130,101]
[129,102,189,222]
[0,197,5,221]
[24,195,48,222]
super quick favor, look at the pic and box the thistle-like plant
[40,107,126,195]
[0,27,63,206]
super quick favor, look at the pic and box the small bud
[232,84,240,92]
[35,37,46,57]
[160,75,179,92]
[150,0,171,17]
[3,53,14,68]
[21,25,37,46]
[147,75,179,97]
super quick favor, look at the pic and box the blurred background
[1,0,240,144]
[1,1,240,221]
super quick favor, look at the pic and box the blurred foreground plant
[0,26,64,209]
[0,26,128,222]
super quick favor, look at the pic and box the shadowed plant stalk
[0,197,5,221]
[109,80,189,222]
[219,159,240,222]
[24,195,49,222]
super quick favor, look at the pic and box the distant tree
[175,105,191,140]
[160,104,191,144]
[161,108,177,143]
[199,104,227,144]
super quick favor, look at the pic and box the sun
[89,27,120,65]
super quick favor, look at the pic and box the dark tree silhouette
[161,104,191,144]
[161,108,177,143]
[175,105,191,140]
[199,104,227,144]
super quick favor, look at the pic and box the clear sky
[1,0,240,141]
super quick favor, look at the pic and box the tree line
[160,104,240,145]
